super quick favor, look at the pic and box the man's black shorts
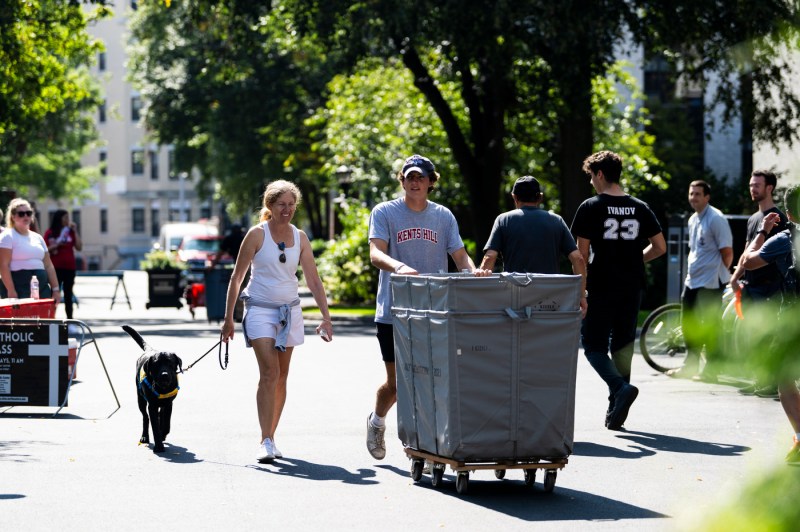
[376,322,395,363]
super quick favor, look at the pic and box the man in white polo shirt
[670,180,733,380]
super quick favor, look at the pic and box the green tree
[288,0,800,244]
[127,1,338,234]
[0,0,108,199]
[315,202,375,304]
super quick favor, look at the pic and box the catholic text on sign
[0,323,69,407]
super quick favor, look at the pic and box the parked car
[156,221,219,253]
[177,235,221,271]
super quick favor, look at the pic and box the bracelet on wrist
[758,229,769,238]
[394,263,405,273]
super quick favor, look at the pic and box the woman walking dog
[221,180,334,463]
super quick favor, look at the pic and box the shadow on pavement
[158,443,203,464]
[615,430,750,456]
[574,431,749,458]
[378,463,667,521]
[247,457,379,484]
[573,441,656,459]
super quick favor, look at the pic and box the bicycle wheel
[640,303,687,373]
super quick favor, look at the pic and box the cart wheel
[524,469,536,487]
[410,459,424,482]
[456,472,469,495]
[543,470,557,493]
[431,464,444,488]
[146,302,151,309]
[494,469,506,480]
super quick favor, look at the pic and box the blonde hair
[6,198,32,229]
[259,180,302,222]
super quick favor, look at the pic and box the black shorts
[376,322,395,363]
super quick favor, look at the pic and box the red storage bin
[0,298,56,319]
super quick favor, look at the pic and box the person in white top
[0,198,60,305]
[221,180,333,463]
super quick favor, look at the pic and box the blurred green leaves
[315,201,375,304]
[0,0,107,198]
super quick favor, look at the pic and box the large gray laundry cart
[391,272,582,494]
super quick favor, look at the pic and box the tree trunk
[557,73,595,227]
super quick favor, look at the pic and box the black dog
[123,325,183,453]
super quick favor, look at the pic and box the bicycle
[639,286,741,373]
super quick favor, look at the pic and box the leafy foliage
[0,0,108,198]
[127,0,337,228]
[315,202,375,304]
[139,249,184,271]
[289,0,800,232]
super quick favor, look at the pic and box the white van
[156,222,219,253]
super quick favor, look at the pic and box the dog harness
[138,367,180,400]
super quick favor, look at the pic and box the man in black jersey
[571,151,666,430]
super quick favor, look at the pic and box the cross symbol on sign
[28,324,68,406]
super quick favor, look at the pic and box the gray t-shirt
[369,198,465,323]
[685,204,733,289]
[483,206,577,273]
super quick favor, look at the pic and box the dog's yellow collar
[138,367,180,400]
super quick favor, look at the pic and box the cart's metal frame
[404,447,568,495]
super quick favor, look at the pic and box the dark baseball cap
[402,154,436,178]
[512,176,542,200]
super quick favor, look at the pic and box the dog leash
[182,334,229,372]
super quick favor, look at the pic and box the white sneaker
[273,443,283,459]
[366,414,386,460]
[256,437,275,463]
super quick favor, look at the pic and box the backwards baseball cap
[512,176,542,200]
[402,154,436,178]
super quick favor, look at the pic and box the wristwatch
[583,290,589,298]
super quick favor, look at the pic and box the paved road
[1,272,791,530]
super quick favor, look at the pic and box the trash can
[205,266,233,323]
[391,272,582,462]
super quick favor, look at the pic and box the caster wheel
[524,469,536,487]
[431,464,444,488]
[456,472,469,494]
[543,470,557,493]
[146,303,151,309]
[494,469,506,480]
[410,459,424,482]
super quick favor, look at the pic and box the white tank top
[242,223,301,305]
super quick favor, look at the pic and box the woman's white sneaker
[256,437,275,463]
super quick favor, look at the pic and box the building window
[149,150,159,180]
[200,205,212,220]
[100,208,108,233]
[131,96,142,122]
[151,208,160,238]
[131,149,145,175]
[99,100,106,123]
[168,150,177,180]
[132,207,145,233]
[99,151,107,176]
[98,52,106,71]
